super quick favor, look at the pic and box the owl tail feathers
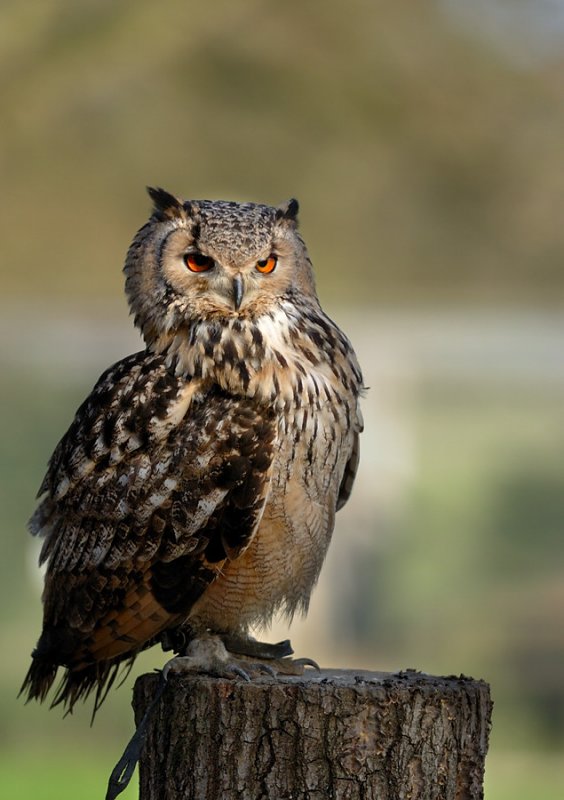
[19,656,59,705]
[20,653,135,721]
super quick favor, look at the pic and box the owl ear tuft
[147,187,189,221]
[275,198,299,225]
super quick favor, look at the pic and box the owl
[21,187,364,714]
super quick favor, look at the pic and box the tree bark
[133,668,492,800]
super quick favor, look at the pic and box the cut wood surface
[134,668,492,800]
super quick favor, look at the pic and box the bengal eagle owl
[21,187,364,713]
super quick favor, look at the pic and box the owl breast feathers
[21,187,364,713]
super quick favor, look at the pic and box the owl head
[124,187,318,347]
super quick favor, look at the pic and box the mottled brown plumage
[21,187,364,713]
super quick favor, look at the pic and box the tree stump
[133,669,492,800]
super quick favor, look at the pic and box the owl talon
[292,657,320,670]
[252,662,278,678]
[227,664,252,682]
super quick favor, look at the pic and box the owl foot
[162,635,319,682]
[162,635,270,682]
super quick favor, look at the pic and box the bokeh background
[1,1,563,798]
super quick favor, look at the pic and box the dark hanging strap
[105,671,168,800]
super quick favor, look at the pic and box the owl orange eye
[184,253,214,273]
[256,255,277,274]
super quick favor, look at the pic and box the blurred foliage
[1,0,564,306]
[1,2,563,799]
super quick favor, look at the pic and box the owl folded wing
[24,350,276,705]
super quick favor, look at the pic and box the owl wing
[23,350,276,710]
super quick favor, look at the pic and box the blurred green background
[1,1,563,797]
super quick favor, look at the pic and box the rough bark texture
[134,669,492,800]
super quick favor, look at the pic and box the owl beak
[232,275,244,310]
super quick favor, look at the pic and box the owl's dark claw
[227,663,252,682]
[292,657,320,670]
[253,661,278,678]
